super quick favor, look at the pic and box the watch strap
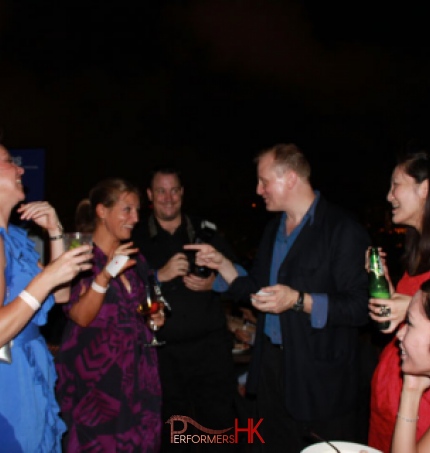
[292,291,305,312]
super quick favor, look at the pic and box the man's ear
[147,188,153,202]
[286,169,298,189]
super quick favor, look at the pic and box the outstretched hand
[183,244,223,270]
[184,244,238,284]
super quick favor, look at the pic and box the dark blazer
[228,195,371,421]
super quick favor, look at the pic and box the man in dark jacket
[186,144,371,453]
[132,167,238,453]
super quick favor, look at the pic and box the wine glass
[137,277,170,347]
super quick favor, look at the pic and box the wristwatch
[292,291,305,312]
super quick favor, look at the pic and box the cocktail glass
[63,232,93,250]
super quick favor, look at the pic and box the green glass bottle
[368,247,390,330]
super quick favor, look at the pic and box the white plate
[301,441,382,453]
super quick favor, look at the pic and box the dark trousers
[158,330,239,453]
[251,336,360,453]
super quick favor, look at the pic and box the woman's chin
[120,231,132,241]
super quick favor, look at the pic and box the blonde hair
[254,143,311,179]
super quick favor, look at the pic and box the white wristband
[91,281,109,294]
[19,290,41,311]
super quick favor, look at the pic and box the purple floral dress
[55,245,162,452]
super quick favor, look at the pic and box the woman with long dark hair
[368,149,430,452]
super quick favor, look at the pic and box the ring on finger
[380,306,391,317]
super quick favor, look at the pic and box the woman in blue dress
[0,144,93,452]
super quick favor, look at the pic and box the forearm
[0,272,54,345]
[391,388,421,453]
[213,263,247,292]
[48,232,69,302]
[53,286,71,303]
[68,272,111,327]
[47,226,65,261]
[217,256,239,284]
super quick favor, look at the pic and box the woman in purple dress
[56,178,163,452]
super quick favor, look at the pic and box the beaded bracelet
[19,290,41,311]
[91,281,109,294]
[397,413,419,422]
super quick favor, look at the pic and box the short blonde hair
[254,143,311,179]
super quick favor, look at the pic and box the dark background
[1,0,429,258]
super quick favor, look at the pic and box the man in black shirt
[132,167,238,453]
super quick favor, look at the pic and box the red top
[368,270,430,453]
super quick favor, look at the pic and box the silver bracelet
[19,290,41,311]
[91,281,109,294]
[397,412,419,422]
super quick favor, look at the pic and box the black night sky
[1,0,430,255]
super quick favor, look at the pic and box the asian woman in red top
[368,149,430,453]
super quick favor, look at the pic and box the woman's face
[386,165,428,230]
[397,290,430,376]
[100,191,140,241]
[0,145,25,205]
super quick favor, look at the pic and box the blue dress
[0,225,66,452]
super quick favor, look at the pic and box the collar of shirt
[277,190,320,240]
